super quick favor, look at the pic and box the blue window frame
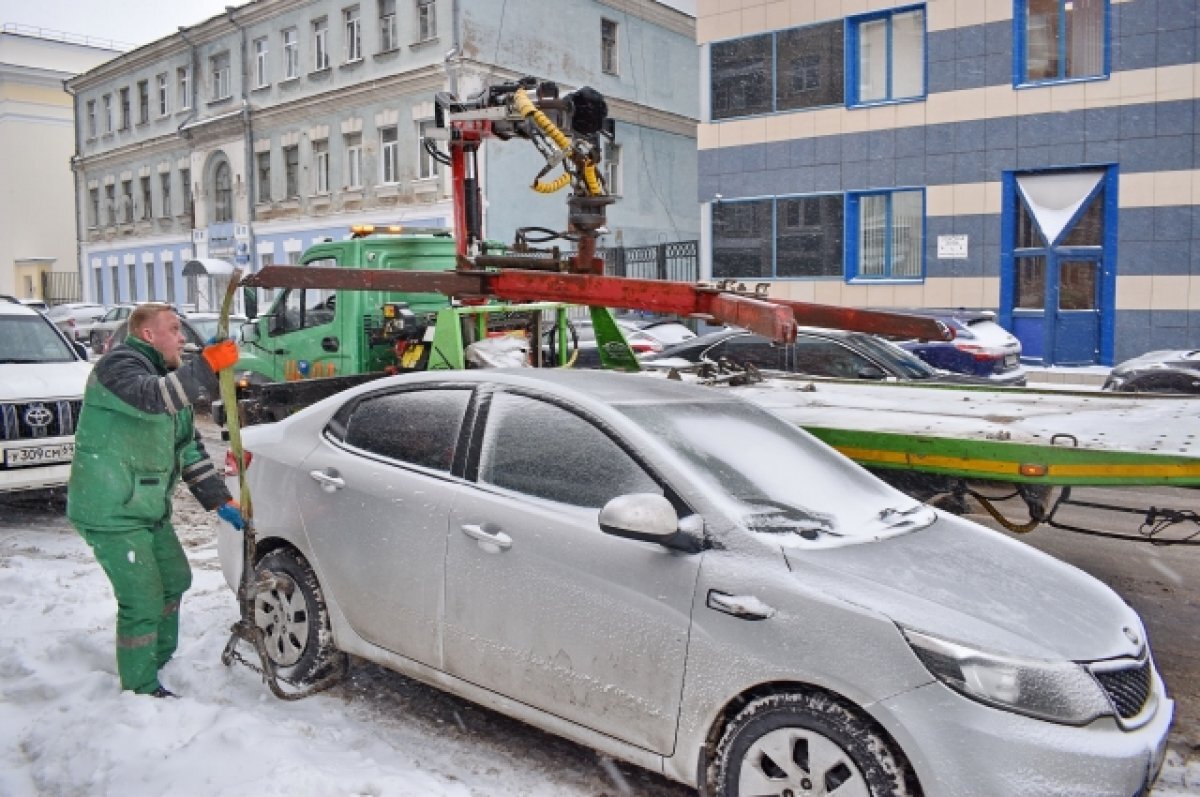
[847,189,925,281]
[847,6,926,106]
[1014,0,1109,85]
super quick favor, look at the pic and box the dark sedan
[1102,349,1200,394]
[643,327,1008,385]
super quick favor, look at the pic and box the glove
[217,500,246,531]
[202,339,239,373]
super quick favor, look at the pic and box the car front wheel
[711,692,917,797]
[252,548,345,686]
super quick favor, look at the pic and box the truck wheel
[711,692,916,797]
[252,548,345,686]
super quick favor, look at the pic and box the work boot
[150,686,179,699]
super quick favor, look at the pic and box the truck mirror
[241,322,260,343]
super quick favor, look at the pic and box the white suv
[0,301,92,496]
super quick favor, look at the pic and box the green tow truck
[218,226,637,425]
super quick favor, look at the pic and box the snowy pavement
[1,491,1196,796]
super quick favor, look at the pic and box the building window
[129,263,139,301]
[137,80,149,124]
[848,189,924,280]
[416,0,436,42]
[344,6,362,62]
[710,34,772,119]
[104,184,116,225]
[849,7,925,105]
[777,22,845,111]
[214,161,233,223]
[164,260,176,304]
[181,167,193,216]
[121,179,134,223]
[601,18,618,75]
[254,37,269,87]
[313,18,330,70]
[313,140,330,193]
[86,100,97,137]
[160,172,171,217]
[283,28,299,78]
[111,267,121,302]
[380,126,399,183]
[1017,0,1107,84]
[346,133,363,188]
[603,142,621,196]
[256,151,272,203]
[118,87,131,130]
[156,73,169,115]
[417,121,438,179]
[379,0,397,51]
[178,66,191,110]
[103,94,113,132]
[284,145,299,197]
[212,52,232,100]
[140,176,152,220]
[93,266,102,302]
[713,195,845,279]
[88,188,99,227]
[145,262,156,300]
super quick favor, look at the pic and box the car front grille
[0,400,83,441]
[1092,658,1152,720]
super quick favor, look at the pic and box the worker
[67,302,244,698]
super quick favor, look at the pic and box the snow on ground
[1,488,1197,797]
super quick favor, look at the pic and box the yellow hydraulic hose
[512,87,603,196]
[533,172,572,194]
[582,162,602,196]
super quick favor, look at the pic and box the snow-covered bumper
[879,672,1173,797]
[0,457,72,494]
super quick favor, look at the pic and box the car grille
[0,400,83,441]
[1092,658,1152,720]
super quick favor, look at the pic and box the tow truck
[223,76,1198,544]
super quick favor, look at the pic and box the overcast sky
[0,0,696,51]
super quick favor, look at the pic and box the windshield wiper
[878,504,934,529]
[743,499,841,540]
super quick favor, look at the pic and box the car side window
[790,336,871,378]
[478,392,661,508]
[271,288,337,334]
[342,389,469,471]
[722,336,783,369]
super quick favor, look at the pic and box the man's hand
[217,500,246,531]
[202,339,239,373]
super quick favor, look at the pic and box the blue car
[896,310,1027,386]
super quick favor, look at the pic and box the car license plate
[1004,354,1018,368]
[3,442,75,467]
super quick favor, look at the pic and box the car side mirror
[599,493,679,544]
[240,321,260,343]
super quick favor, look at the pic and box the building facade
[697,0,1199,365]
[67,0,698,314]
[0,27,120,301]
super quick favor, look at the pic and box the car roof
[0,302,41,317]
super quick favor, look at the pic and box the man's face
[140,310,186,369]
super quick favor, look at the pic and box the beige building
[0,26,120,301]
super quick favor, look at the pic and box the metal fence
[597,240,698,282]
[41,272,82,305]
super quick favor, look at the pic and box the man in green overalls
[68,303,244,697]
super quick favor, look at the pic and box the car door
[444,390,702,755]
[296,386,472,667]
[790,334,886,379]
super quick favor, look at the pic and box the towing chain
[221,619,348,701]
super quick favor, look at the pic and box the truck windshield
[619,399,934,547]
[0,315,78,363]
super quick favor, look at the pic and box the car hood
[785,513,1144,662]
[0,361,92,402]
[1112,349,1199,373]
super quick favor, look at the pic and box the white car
[0,302,92,496]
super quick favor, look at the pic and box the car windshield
[0,315,78,363]
[618,399,933,548]
[852,334,937,378]
[189,318,219,341]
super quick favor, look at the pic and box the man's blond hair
[128,303,176,338]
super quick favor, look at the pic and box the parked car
[1103,349,1200,394]
[0,301,92,497]
[893,310,1027,386]
[86,303,139,351]
[545,315,697,368]
[45,302,107,342]
[219,369,1171,797]
[643,327,1001,384]
[102,314,206,355]
[0,295,49,313]
[179,311,249,343]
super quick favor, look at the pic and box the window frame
[379,0,397,51]
[1013,0,1111,86]
[177,66,192,111]
[846,5,927,107]
[140,175,152,221]
[103,93,113,133]
[282,28,299,79]
[254,37,270,88]
[344,6,363,62]
[211,51,232,101]
[346,133,363,188]
[118,87,131,131]
[256,151,272,204]
[845,187,926,283]
[159,172,172,217]
[313,17,331,71]
[156,72,169,116]
[180,167,193,216]
[213,161,233,223]
[416,120,438,180]
[136,80,150,124]
[380,126,399,184]
[601,18,619,75]
[284,145,300,198]
[313,139,330,194]
[86,100,97,138]
[416,0,437,43]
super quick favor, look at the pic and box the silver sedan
[219,369,1172,797]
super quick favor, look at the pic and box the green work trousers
[79,523,193,694]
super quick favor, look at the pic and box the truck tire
[711,692,917,797]
[253,548,345,686]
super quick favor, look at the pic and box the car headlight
[902,628,1111,725]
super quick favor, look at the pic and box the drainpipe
[64,79,87,302]
[226,4,258,314]
[177,24,200,241]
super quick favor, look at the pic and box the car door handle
[308,469,344,491]
[460,523,513,552]
[707,590,776,620]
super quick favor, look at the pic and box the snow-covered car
[45,302,107,342]
[85,303,139,351]
[0,301,92,496]
[179,311,249,343]
[1102,349,1200,394]
[220,369,1172,797]
[894,310,1027,386]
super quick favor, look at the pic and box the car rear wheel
[253,548,345,686]
[711,692,916,797]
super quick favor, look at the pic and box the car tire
[711,692,916,797]
[252,548,345,686]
